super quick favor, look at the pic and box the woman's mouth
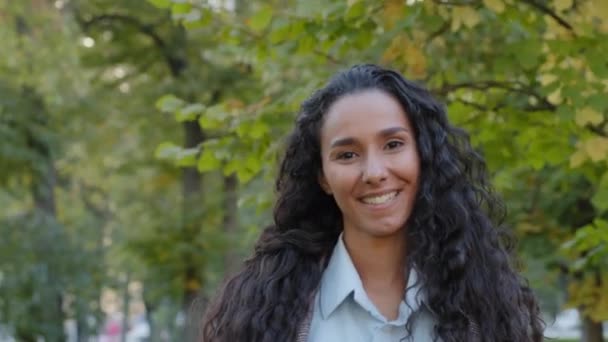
[360,191,399,205]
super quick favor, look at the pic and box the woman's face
[318,89,420,239]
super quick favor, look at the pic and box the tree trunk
[14,11,66,340]
[30,150,66,342]
[181,120,205,341]
[142,287,157,342]
[222,173,239,276]
[26,87,67,342]
[120,272,131,342]
[581,314,604,342]
[581,270,605,342]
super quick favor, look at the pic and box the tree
[0,1,103,339]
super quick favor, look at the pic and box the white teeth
[361,191,398,205]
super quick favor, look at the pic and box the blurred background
[0,0,607,341]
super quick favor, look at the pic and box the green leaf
[587,52,608,78]
[155,142,182,160]
[297,35,315,54]
[197,148,221,172]
[147,0,171,9]
[513,40,541,69]
[554,0,573,12]
[172,2,192,15]
[155,94,185,114]
[182,9,211,30]
[290,21,305,37]
[249,121,269,139]
[571,257,587,271]
[269,19,292,44]
[198,104,226,130]
[176,147,199,167]
[591,172,608,213]
[345,1,366,21]
[176,103,205,122]
[237,167,255,183]
[483,0,505,13]
[249,5,274,32]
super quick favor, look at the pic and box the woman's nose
[362,154,388,185]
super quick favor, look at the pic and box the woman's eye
[337,151,356,160]
[386,140,404,149]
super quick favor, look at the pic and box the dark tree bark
[222,173,239,275]
[181,120,205,322]
[581,316,604,342]
[581,270,605,342]
[24,86,66,342]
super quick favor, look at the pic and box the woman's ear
[318,173,332,195]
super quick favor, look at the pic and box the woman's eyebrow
[329,127,409,148]
[378,126,409,138]
[330,137,356,148]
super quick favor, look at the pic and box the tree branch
[587,121,608,137]
[520,0,574,32]
[428,21,450,43]
[81,14,167,49]
[436,80,528,94]
[434,80,556,111]
[75,12,187,77]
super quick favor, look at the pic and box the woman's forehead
[320,90,413,141]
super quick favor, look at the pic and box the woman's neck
[342,229,408,291]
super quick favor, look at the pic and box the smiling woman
[200,64,545,342]
[318,90,420,245]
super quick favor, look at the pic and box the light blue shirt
[307,235,438,342]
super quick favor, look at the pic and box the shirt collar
[319,234,425,320]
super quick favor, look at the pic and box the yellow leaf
[381,35,405,63]
[585,137,608,162]
[539,73,558,86]
[405,45,427,78]
[382,0,405,29]
[541,53,557,71]
[436,5,450,20]
[590,0,608,14]
[381,35,427,78]
[586,0,608,33]
[554,0,573,11]
[567,274,608,321]
[347,0,360,6]
[570,148,587,168]
[452,7,481,31]
[483,0,505,13]
[460,7,481,28]
[544,16,571,39]
[225,98,245,110]
[575,107,604,127]
[547,87,562,104]
[517,222,543,234]
[186,278,201,291]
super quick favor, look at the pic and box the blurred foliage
[0,0,607,340]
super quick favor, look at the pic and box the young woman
[200,64,544,341]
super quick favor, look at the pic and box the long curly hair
[200,64,544,342]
